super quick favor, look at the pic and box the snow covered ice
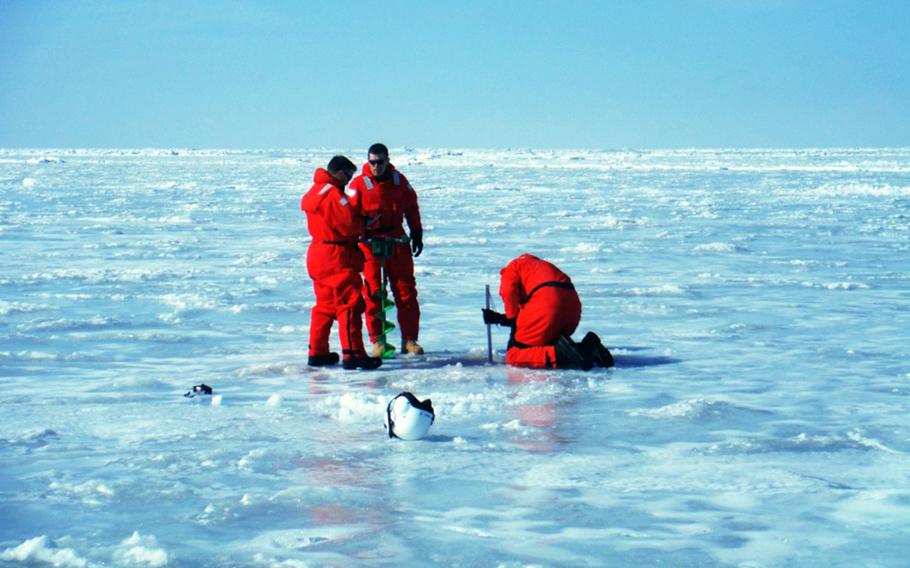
[2,147,909,566]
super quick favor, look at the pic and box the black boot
[554,336,593,370]
[308,352,340,367]
[580,332,614,368]
[342,356,383,370]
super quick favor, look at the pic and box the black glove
[482,309,515,327]
[482,309,504,325]
[410,229,423,257]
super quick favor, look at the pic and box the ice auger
[365,235,410,359]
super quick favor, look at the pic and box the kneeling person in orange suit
[301,155,382,370]
[482,254,614,370]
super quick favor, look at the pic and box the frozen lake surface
[2,148,909,566]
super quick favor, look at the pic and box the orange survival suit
[499,254,582,368]
[301,168,369,361]
[349,163,422,344]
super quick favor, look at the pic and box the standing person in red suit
[301,155,381,371]
[482,254,614,370]
[349,143,424,357]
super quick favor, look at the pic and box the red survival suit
[301,168,369,361]
[500,254,582,368]
[349,163,422,344]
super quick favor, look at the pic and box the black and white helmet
[384,392,435,440]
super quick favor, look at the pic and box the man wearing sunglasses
[350,143,425,357]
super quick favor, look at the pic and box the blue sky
[1,0,907,148]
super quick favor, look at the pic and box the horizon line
[3,146,910,153]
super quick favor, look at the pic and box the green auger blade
[370,299,393,317]
[381,343,397,358]
[381,319,397,335]
[373,336,397,359]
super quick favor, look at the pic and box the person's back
[301,155,381,371]
[484,253,613,370]
[499,254,573,320]
[302,166,365,281]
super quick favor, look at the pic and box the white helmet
[384,392,435,440]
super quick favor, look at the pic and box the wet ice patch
[0,300,47,316]
[0,350,91,362]
[314,392,385,423]
[0,536,87,567]
[252,275,279,288]
[237,448,269,472]
[427,235,489,246]
[481,419,535,435]
[597,214,647,229]
[706,430,897,455]
[236,362,301,378]
[801,281,870,290]
[445,390,508,417]
[48,479,116,505]
[144,214,193,225]
[630,398,727,420]
[158,293,220,312]
[113,532,169,566]
[265,157,305,166]
[265,324,305,334]
[27,156,64,164]
[256,529,333,549]
[243,528,358,567]
[693,242,739,253]
[560,242,602,256]
[1,428,59,449]
[808,182,910,197]
[625,284,687,296]
[20,267,197,285]
[843,431,897,453]
[18,315,122,333]
[232,252,279,266]
[829,490,910,527]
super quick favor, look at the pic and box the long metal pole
[485,285,493,364]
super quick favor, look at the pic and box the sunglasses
[368,158,387,166]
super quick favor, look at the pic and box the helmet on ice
[384,392,435,440]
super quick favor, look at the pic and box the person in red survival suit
[349,143,424,357]
[482,254,614,370]
[301,155,382,371]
